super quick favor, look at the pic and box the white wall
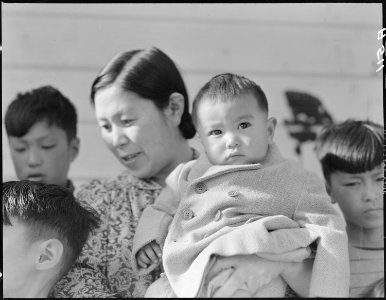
[2,3,383,188]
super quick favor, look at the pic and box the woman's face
[94,85,180,182]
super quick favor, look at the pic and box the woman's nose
[111,127,130,148]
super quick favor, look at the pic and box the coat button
[182,209,194,220]
[228,190,239,197]
[214,210,222,221]
[195,182,207,194]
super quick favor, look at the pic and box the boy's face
[326,164,384,230]
[196,93,276,165]
[3,219,37,297]
[8,120,79,187]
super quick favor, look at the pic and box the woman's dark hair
[90,47,196,139]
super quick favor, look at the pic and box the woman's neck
[153,138,194,186]
[346,224,384,249]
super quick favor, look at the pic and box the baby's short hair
[191,73,268,125]
[5,86,78,142]
[2,180,100,277]
[314,119,384,181]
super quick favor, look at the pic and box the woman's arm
[205,254,313,297]
[281,258,314,297]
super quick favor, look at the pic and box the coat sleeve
[292,171,350,297]
[131,163,185,274]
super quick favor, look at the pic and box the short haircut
[2,180,100,278]
[191,73,269,126]
[314,119,384,181]
[5,86,78,142]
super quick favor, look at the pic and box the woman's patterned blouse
[50,149,199,298]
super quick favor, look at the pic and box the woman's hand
[205,254,285,297]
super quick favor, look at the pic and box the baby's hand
[136,241,162,269]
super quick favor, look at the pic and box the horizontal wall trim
[2,64,382,80]
[3,10,380,31]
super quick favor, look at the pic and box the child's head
[3,180,100,298]
[192,73,276,165]
[4,86,80,187]
[314,119,384,231]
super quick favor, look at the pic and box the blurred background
[2,3,383,188]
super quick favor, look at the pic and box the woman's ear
[35,239,64,271]
[266,117,277,144]
[164,92,185,127]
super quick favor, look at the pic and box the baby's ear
[266,117,277,144]
[35,239,64,271]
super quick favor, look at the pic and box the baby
[133,73,349,297]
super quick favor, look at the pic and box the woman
[51,47,197,297]
[51,47,306,297]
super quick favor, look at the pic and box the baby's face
[196,93,276,165]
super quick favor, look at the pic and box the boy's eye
[343,182,360,187]
[14,148,26,153]
[238,122,251,129]
[42,145,56,150]
[376,177,384,183]
[208,129,222,136]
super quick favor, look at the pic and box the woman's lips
[121,152,141,163]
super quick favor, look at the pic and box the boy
[4,85,80,190]
[132,73,349,297]
[3,180,101,298]
[314,119,384,297]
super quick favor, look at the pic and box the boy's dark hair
[314,119,384,181]
[191,73,269,125]
[4,86,78,142]
[2,180,100,277]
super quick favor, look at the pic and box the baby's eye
[376,177,384,183]
[343,182,360,187]
[209,129,222,136]
[238,122,251,129]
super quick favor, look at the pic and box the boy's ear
[266,117,277,144]
[69,137,80,162]
[164,92,185,127]
[325,181,337,204]
[35,239,64,271]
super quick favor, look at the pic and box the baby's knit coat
[133,144,349,297]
